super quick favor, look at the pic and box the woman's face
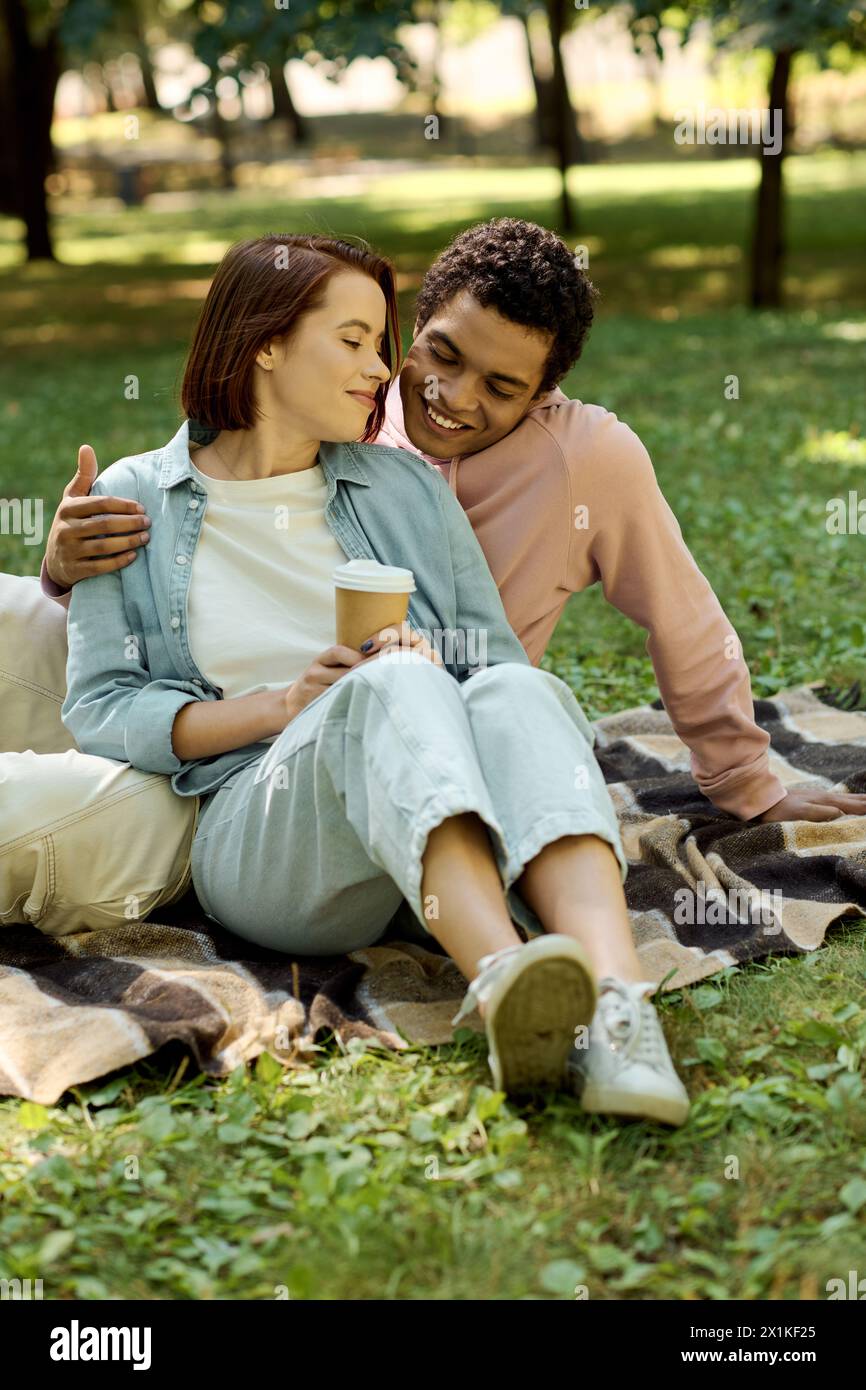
[261,270,391,441]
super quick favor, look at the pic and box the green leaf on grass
[840,1178,866,1215]
[539,1259,586,1295]
[690,986,724,1011]
[38,1230,75,1266]
[696,1037,727,1068]
[255,1051,284,1084]
[18,1102,50,1130]
[789,1019,845,1047]
[285,1110,323,1140]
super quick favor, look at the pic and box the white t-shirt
[186,457,347,701]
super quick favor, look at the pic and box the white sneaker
[567,976,690,1126]
[451,934,597,1096]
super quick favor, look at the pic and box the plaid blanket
[2,681,865,1104]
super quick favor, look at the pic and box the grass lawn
[1,152,865,1300]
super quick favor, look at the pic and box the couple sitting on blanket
[6,218,864,1130]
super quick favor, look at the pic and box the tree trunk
[211,106,236,190]
[136,43,160,110]
[269,66,308,143]
[0,0,59,259]
[521,12,555,149]
[546,0,580,231]
[130,0,160,110]
[427,0,446,140]
[750,48,794,309]
[103,63,118,113]
[521,8,583,167]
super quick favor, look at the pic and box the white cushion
[0,573,77,754]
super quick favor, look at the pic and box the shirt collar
[158,420,372,491]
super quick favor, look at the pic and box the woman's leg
[455,662,689,1123]
[515,834,644,983]
[189,651,601,1094]
[420,811,523,988]
[191,651,528,963]
[457,663,640,976]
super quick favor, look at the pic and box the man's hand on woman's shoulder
[45,445,152,589]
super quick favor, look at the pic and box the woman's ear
[255,343,275,371]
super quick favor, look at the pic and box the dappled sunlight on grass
[2,151,862,314]
[103,278,211,305]
[646,244,740,269]
[795,428,866,468]
[820,320,866,342]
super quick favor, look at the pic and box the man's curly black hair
[414,217,597,396]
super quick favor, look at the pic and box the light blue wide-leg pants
[191,651,627,955]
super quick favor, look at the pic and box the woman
[62,234,689,1124]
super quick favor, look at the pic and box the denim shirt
[61,420,530,797]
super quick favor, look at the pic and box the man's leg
[1,750,198,935]
[0,573,75,755]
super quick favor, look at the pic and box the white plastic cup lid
[332,559,416,593]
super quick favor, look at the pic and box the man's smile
[419,392,473,436]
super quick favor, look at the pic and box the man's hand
[758,789,866,823]
[44,444,151,589]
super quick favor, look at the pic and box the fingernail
[360,639,374,652]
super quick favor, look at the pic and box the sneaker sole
[486,937,596,1095]
[581,1085,690,1128]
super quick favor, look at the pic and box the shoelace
[595,977,668,1068]
[450,944,525,1028]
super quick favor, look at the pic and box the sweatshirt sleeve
[40,555,71,612]
[434,472,531,678]
[569,416,786,820]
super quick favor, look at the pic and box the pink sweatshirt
[376,381,787,821]
[42,384,787,820]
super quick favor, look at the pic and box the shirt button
[170,616,180,629]
[188,499,199,509]
[176,555,188,565]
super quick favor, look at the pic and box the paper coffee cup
[332,559,417,651]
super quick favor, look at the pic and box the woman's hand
[282,643,370,723]
[359,621,444,667]
[280,625,443,728]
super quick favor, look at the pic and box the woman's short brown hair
[181,233,401,443]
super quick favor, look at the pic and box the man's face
[399,292,554,459]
